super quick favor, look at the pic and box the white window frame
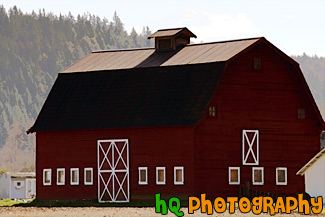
[43,169,52,186]
[276,167,287,185]
[252,167,264,185]
[14,180,24,189]
[174,166,184,185]
[228,167,240,185]
[242,130,259,165]
[138,167,148,185]
[70,168,79,185]
[56,168,65,185]
[84,168,93,185]
[156,167,166,185]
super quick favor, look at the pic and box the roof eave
[296,148,325,175]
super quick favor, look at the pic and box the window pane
[86,170,92,183]
[230,170,238,182]
[72,170,77,182]
[176,169,183,182]
[45,171,50,183]
[298,108,305,119]
[254,170,262,182]
[254,58,261,69]
[209,106,216,117]
[278,170,285,183]
[58,171,64,183]
[158,170,164,182]
[140,170,146,182]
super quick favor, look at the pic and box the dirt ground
[0,207,324,217]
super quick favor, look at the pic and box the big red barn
[28,28,325,202]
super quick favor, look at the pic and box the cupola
[148,27,197,51]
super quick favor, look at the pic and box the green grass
[0,198,34,206]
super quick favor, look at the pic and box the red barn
[28,28,325,202]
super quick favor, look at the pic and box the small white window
[229,167,240,185]
[70,168,79,185]
[43,169,51,186]
[138,167,148,185]
[84,168,93,185]
[14,181,24,189]
[57,168,65,185]
[174,166,184,185]
[276,167,287,185]
[252,167,264,185]
[156,167,166,185]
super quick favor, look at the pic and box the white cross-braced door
[97,139,129,202]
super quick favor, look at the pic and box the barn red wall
[35,42,323,202]
[36,126,194,201]
[194,43,322,198]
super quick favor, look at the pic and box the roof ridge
[188,37,263,46]
[92,47,154,53]
[157,27,187,31]
[91,37,262,54]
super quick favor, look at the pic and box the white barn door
[97,139,129,202]
[26,179,36,198]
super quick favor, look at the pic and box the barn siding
[194,43,321,198]
[36,126,194,200]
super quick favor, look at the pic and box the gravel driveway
[0,207,324,217]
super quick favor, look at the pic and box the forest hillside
[0,5,152,171]
[0,5,324,171]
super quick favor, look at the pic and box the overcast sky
[1,0,325,56]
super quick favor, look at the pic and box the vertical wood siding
[194,43,321,198]
[36,126,194,200]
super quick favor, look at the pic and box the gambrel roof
[28,63,225,132]
[27,37,325,133]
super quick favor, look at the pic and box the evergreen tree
[0,5,154,171]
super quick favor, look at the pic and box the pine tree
[0,5,155,172]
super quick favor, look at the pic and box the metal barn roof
[28,63,225,133]
[61,38,260,73]
[148,27,197,38]
[27,35,325,133]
